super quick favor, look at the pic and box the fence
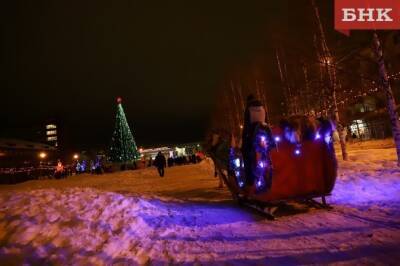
[0,166,57,184]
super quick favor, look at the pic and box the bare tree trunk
[282,51,294,115]
[260,81,270,123]
[302,62,311,114]
[255,79,261,101]
[332,80,349,160]
[236,82,245,126]
[230,80,241,138]
[372,33,400,166]
[314,35,324,115]
[329,55,348,160]
[311,0,348,160]
[222,89,234,133]
[276,49,291,116]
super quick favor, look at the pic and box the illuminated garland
[109,97,140,163]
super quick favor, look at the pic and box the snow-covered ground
[0,139,399,265]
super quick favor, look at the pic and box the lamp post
[38,152,47,165]
[38,152,47,178]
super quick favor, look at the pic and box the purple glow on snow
[2,140,399,266]
[315,132,321,140]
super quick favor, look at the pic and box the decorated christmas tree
[109,97,140,162]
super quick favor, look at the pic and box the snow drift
[0,140,399,265]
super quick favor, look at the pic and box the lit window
[47,136,57,141]
[350,119,370,139]
[46,124,57,129]
[46,130,57,136]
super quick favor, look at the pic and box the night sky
[0,1,334,149]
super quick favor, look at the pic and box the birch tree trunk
[311,0,348,160]
[372,33,400,166]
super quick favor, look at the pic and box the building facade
[346,96,393,140]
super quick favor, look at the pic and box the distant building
[346,96,393,140]
[45,123,58,147]
[140,147,173,160]
[172,142,202,157]
[139,142,202,159]
[0,119,63,150]
[0,138,56,168]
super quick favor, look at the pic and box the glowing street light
[38,152,47,159]
[323,56,332,65]
[73,154,79,160]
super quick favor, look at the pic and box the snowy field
[0,140,399,265]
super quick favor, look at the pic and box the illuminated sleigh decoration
[210,117,337,219]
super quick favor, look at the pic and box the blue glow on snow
[315,132,321,140]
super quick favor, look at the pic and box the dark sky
[0,1,334,148]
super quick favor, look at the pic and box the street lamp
[323,56,331,65]
[73,154,79,160]
[38,152,47,167]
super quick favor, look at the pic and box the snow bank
[0,140,399,265]
[334,144,400,206]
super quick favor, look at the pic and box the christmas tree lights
[109,97,140,162]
